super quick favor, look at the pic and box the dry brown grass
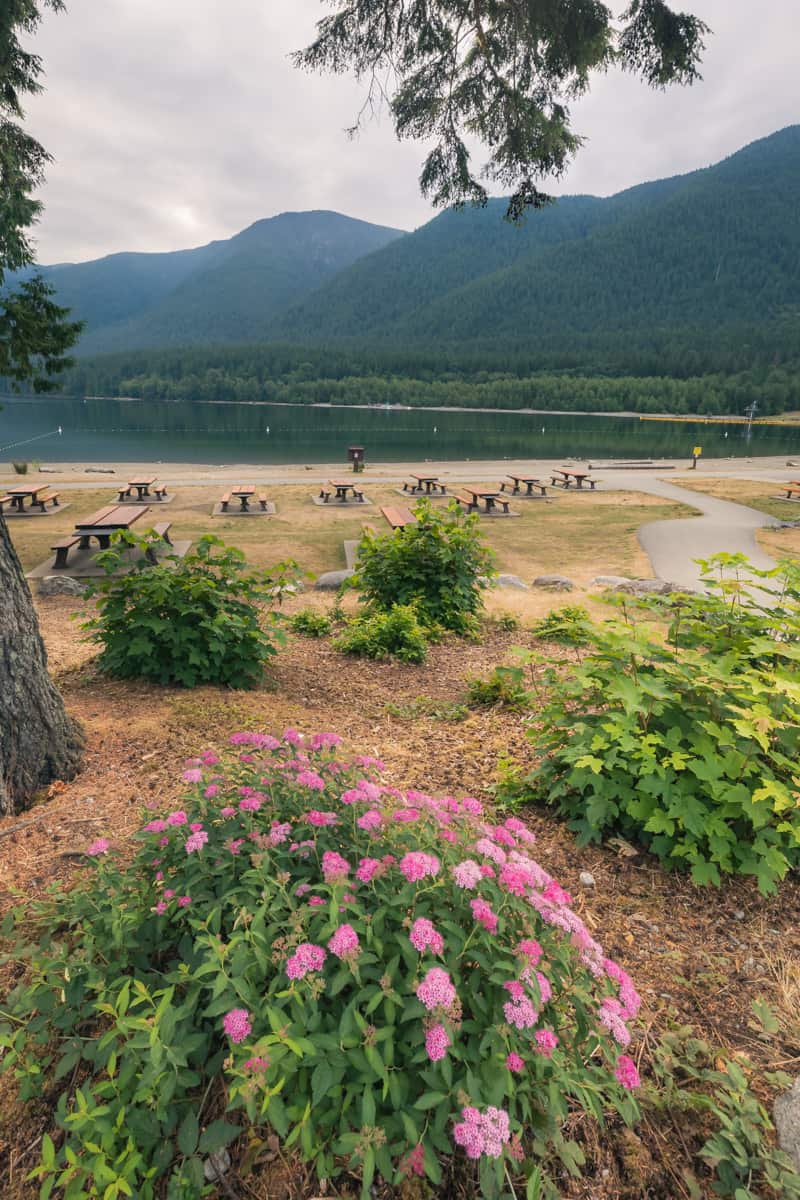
[5,483,691,590]
[674,477,800,561]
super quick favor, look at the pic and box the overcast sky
[24,0,798,264]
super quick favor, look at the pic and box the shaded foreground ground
[1,579,799,1199]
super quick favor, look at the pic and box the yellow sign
[693,446,702,457]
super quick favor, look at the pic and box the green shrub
[355,499,495,634]
[82,533,294,688]
[334,603,429,663]
[11,459,28,474]
[2,733,643,1200]
[646,1028,800,1199]
[466,666,530,711]
[502,557,800,894]
[486,611,520,631]
[532,605,592,645]
[290,608,332,637]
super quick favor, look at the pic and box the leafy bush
[486,610,520,632]
[646,1029,800,1199]
[466,666,531,711]
[82,533,294,688]
[1,732,643,1200]
[11,459,28,474]
[532,605,592,645]
[290,608,332,638]
[334,602,429,663]
[503,557,800,894]
[355,499,495,634]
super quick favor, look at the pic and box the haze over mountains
[24,126,800,359]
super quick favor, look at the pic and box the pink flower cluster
[506,1052,524,1073]
[598,997,632,1047]
[356,809,382,831]
[452,1106,510,1160]
[305,810,338,827]
[86,838,110,856]
[223,1008,251,1044]
[328,923,360,960]
[286,942,327,980]
[614,1054,641,1090]
[296,769,326,791]
[534,1029,558,1057]
[452,859,482,889]
[470,898,498,934]
[425,1023,450,1062]
[322,851,350,882]
[399,851,440,882]
[417,968,456,1012]
[409,918,444,955]
[355,857,382,883]
[229,731,281,749]
[185,829,208,854]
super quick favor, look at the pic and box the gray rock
[579,871,596,888]
[314,569,355,590]
[619,579,673,596]
[38,576,87,597]
[590,575,633,588]
[84,467,115,473]
[493,574,529,590]
[203,1148,231,1182]
[775,1078,800,1170]
[532,574,574,592]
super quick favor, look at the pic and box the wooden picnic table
[230,483,256,511]
[73,504,149,549]
[404,473,446,495]
[126,476,157,500]
[462,486,504,513]
[551,468,596,489]
[5,484,52,513]
[503,473,547,495]
[328,479,364,502]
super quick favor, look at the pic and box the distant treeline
[4,330,799,416]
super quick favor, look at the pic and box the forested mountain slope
[277,126,800,345]
[14,212,405,355]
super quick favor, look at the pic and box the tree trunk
[0,514,83,815]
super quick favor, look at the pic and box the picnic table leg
[98,534,111,549]
[239,497,249,511]
[12,497,24,512]
[78,535,91,549]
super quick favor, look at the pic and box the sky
[24,0,798,265]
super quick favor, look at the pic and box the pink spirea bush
[25,729,642,1199]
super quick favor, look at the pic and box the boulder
[38,576,87,597]
[494,574,530,590]
[619,579,674,596]
[314,569,355,590]
[532,574,574,592]
[590,575,632,588]
[775,1078,800,1170]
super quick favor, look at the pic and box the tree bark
[0,514,83,815]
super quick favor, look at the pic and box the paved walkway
[607,475,782,588]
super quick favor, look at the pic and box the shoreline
[2,453,798,487]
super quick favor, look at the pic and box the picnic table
[51,504,173,568]
[322,479,365,503]
[501,473,548,496]
[118,475,166,499]
[458,486,510,514]
[2,484,59,513]
[551,468,597,490]
[402,473,446,495]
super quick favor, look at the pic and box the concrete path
[606,475,782,589]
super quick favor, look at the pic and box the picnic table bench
[220,485,269,512]
[320,480,365,503]
[551,468,598,490]
[500,474,549,496]
[380,504,418,530]
[454,488,511,514]
[117,476,166,502]
[50,506,172,569]
[782,481,800,499]
[3,484,60,513]
[402,473,447,495]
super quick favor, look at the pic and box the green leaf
[415,1090,447,1110]
[198,1119,240,1154]
[177,1109,199,1156]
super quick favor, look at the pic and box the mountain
[20,211,405,355]
[276,126,800,347]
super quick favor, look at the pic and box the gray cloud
[23,0,799,264]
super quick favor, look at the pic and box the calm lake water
[1,396,797,463]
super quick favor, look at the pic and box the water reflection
[1,396,797,463]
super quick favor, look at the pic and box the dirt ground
[1,487,798,1199]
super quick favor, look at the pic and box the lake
[1,395,797,463]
